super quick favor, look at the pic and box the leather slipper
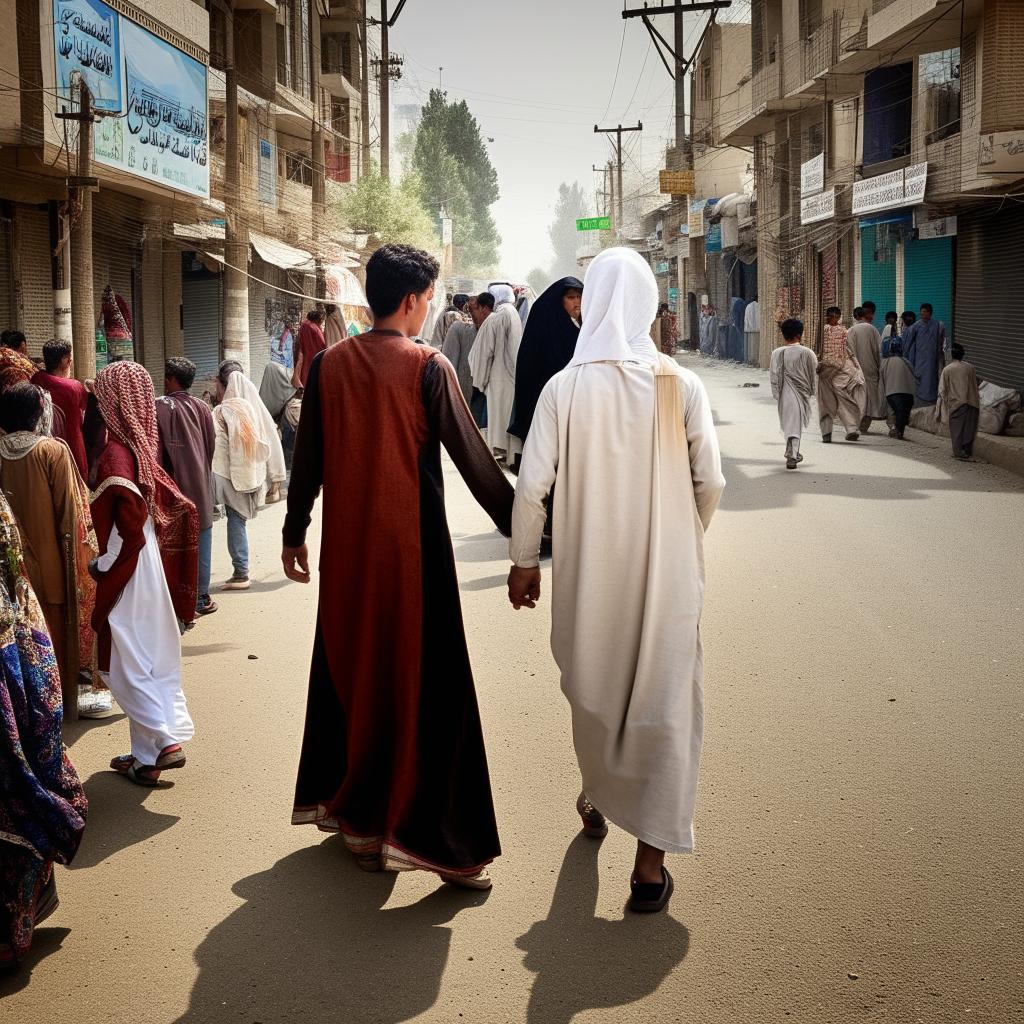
[628,867,674,913]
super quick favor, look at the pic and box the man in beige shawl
[212,361,286,590]
[508,247,725,913]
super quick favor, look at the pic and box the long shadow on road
[174,837,485,1023]
[518,835,690,1024]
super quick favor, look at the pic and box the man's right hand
[282,544,311,584]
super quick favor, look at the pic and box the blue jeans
[225,506,249,578]
[197,526,212,609]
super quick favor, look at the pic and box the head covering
[488,283,516,307]
[0,348,34,391]
[93,360,198,618]
[569,248,659,367]
[508,277,583,442]
[214,371,275,494]
[225,370,287,484]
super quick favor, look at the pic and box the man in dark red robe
[32,340,88,477]
[283,244,514,889]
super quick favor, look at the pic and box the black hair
[951,342,965,361]
[901,310,916,324]
[306,308,324,324]
[862,300,876,313]
[825,306,842,318]
[779,318,803,342]
[364,244,440,318]
[920,302,933,314]
[42,339,72,373]
[476,292,495,311]
[217,359,244,388]
[885,310,898,322]
[0,380,43,433]
[324,304,337,314]
[1,329,26,350]
[853,306,865,320]
[453,293,470,310]
[165,356,197,390]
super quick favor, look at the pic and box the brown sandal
[110,755,162,787]
[576,792,608,838]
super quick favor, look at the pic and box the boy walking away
[770,318,817,469]
[937,343,980,460]
[880,339,916,440]
[817,306,866,443]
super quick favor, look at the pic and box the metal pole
[360,0,370,175]
[380,0,390,180]
[617,127,624,228]
[675,4,688,161]
[69,79,95,381]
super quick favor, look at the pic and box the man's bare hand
[508,565,541,610]
[282,544,311,583]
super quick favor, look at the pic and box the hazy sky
[389,0,726,280]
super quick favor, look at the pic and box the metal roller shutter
[182,257,223,379]
[956,205,1024,390]
[93,232,139,361]
[0,215,12,332]
[903,234,953,330]
[859,225,897,317]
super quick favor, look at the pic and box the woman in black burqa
[508,276,584,456]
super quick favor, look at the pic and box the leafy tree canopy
[548,182,590,279]
[336,164,438,254]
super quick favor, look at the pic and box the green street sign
[576,215,612,232]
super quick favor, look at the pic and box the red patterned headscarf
[0,348,35,391]
[92,361,199,620]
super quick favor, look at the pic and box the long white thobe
[510,357,725,853]
[469,302,522,457]
[99,516,193,765]
[769,343,817,439]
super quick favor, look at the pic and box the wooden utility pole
[360,0,370,175]
[380,0,390,180]
[223,0,250,374]
[593,122,643,229]
[67,78,96,380]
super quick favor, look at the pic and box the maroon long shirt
[156,390,216,531]
[296,320,326,388]
[32,370,88,478]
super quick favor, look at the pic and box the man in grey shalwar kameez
[847,307,886,432]
[770,319,818,469]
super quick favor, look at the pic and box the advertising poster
[52,0,122,111]
[94,17,209,198]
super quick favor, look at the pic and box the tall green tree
[413,89,501,277]
[548,182,590,279]
[336,164,438,253]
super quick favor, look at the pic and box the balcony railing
[751,59,781,113]
[802,13,840,84]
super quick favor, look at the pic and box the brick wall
[12,204,53,354]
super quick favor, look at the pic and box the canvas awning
[250,231,316,273]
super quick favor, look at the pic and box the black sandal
[628,867,674,913]
[576,792,608,838]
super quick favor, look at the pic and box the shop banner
[53,0,122,112]
[688,199,708,239]
[852,163,927,215]
[704,221,722,253]
[800,153,824,197]
[801,188,836,225]
[94,17,209,198]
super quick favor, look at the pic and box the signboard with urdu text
[978,130,1024,174]
[800,153,824,197]
[704,222,722,253]
[851,163,927,216]
[258,139,275,204]
[801,188,836,225]
[53,0,122,111]
[688,199,708,239]
[576,215,612,232]
[659,169,695,195]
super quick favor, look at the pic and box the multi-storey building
[720,0,1024,386]
[0,0,370,387]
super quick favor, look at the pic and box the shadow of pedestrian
[459,573,508,592]
[69,772,180,869]
[174,837,483,1023]
[0,927,70,996]
[516,835,689,1024]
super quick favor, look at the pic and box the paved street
[4,355,1023,1024]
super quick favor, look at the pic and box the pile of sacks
[979,382,1023,436]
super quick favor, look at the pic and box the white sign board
[258,138,275,205]
[852,163,928,216]
[801,188,836,225]
[917,215,957,239]
[688,199,707,239]
[800,153,824,197]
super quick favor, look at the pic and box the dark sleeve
[202,403,216,464]
[283,348,325,547]
[423,355,514,537]
[90,485,149,631]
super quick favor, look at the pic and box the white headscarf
[569,247,660,367]
[220,370,287,485]
[488,283,516,307]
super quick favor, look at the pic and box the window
[285,151,313,186]
[800,0,823,38]
[698,59,712,101]
[209,4,227,71]
[330,96,350,136]
[863,63,913,165]
[920,48,960,145]
[276,23,289,89]
[322,31,353,81]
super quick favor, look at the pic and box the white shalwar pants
[99,516,194,765]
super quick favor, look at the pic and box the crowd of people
[2,243,726,967]
[769,300,981,468]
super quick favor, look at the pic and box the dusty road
[4,354,1023,1023]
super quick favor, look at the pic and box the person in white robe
[507,247,725,914]
[847,307,887,432]
[469,284,523,462]
[769,318,818,469]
